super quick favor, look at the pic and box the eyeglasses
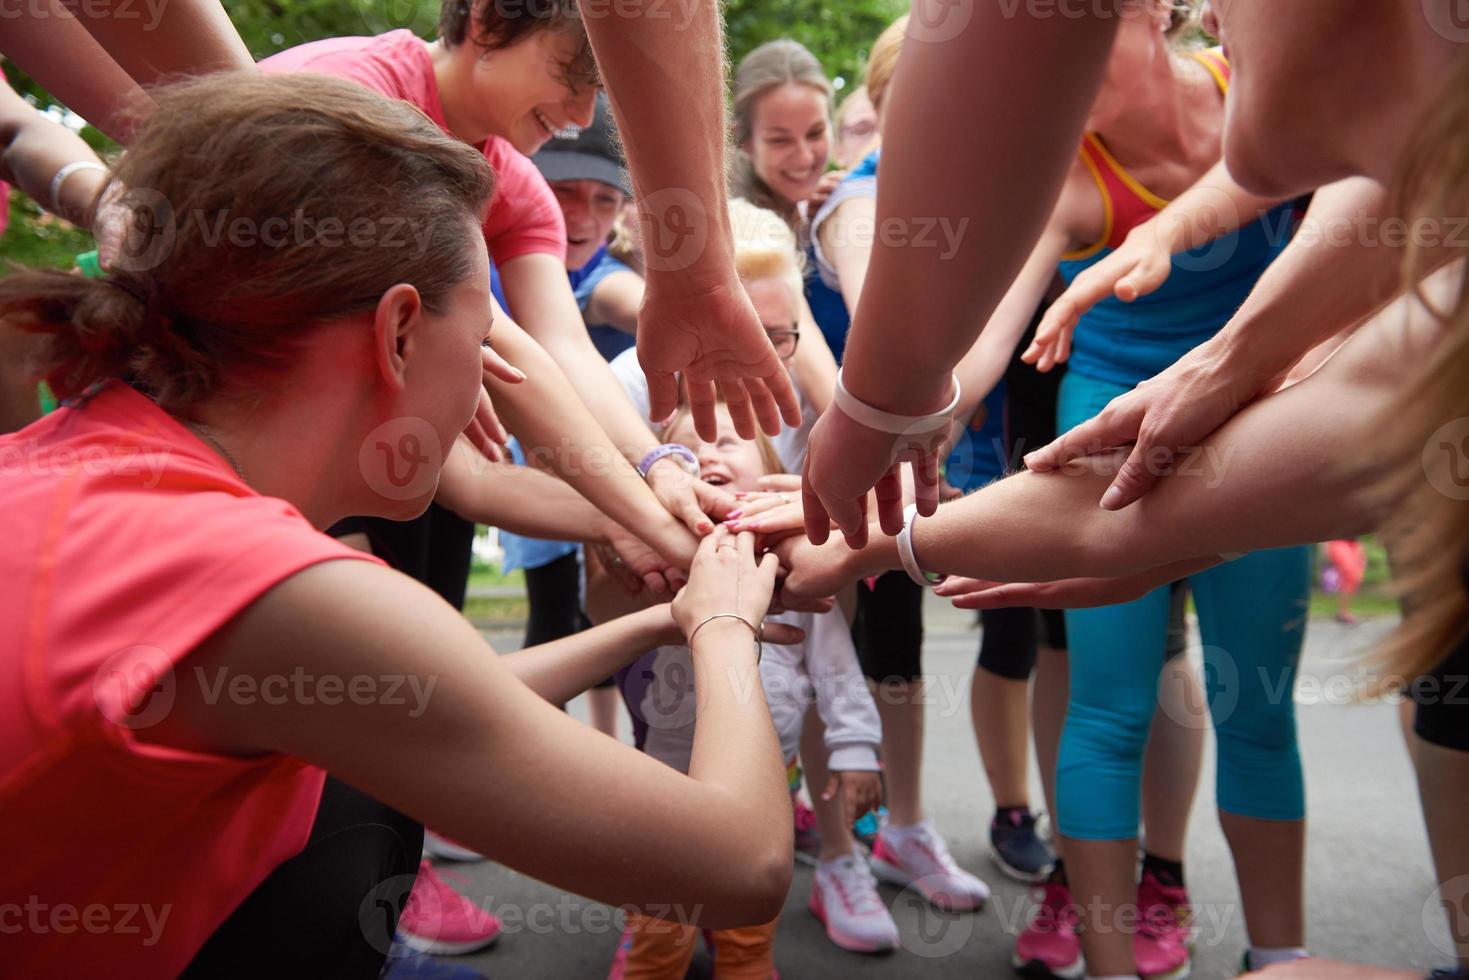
[765,328,800,361]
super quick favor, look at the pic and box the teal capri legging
[1055,370,1312,840]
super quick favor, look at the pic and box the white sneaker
[809,853,899,953]
[869,819,990,912]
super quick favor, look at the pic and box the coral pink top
[0,381,380,977]
[262,30,567,266]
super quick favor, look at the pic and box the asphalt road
[432,600,1455,979]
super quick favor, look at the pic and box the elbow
[715,844,791,929]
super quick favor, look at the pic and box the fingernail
[727,509,743,519]
[511,368,527,380]
[698,522,714,534]
[1099,486,1123,510]
[733,491,746,499]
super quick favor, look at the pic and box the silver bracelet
[49,160,108,216]
[687,612,762,662]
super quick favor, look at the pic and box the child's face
[666,406,768,494]
[552,178,627,271]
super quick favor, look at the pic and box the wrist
[688,616,761,657]
[840,360,956,417]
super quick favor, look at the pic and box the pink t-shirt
[261,31,567,266]
[0,381,380,976]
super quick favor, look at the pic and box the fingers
[692,480,738,524]
[761,365,803,432]
[821,774,839,802]
[671,485,715,536]
[776,589,835,614]
[716,378,758,440]
[801,453,833,546]
[480,344,527,386]
[756,473,801,493]
[1023,400,1140,472]
[1100,441,1168,511]
[874,467,905,537]
[759,620,806,645]
[744,376,784,439]
[933,575,1001,597]
[642,571,670,595]
[645,365,682,428]
[913,451,941,518]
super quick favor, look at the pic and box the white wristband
[896,503,946,588]
[49,160,107,215]
[833,367,960,435]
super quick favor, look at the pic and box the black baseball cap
[531,93,631,196]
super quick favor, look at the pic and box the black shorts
[329,503,475,611]
[853,571,926,683]
[1413,626,1469,752]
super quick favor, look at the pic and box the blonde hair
[728,197,804,309]
[1373,45,1469,684]
[729,39,833,224]
[659,404,785,477]
[865,15,907,113]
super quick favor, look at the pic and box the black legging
[523,551,610,687]
[183,777,424,979]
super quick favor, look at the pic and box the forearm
[586,273,644,335]
[1214,178,1438,386]
[685,620,790,847]
[840,2,1119,414]
[848,313,1422,585]
[0,13,147,141]
[0,99,108,227]
[435,440,613,542]
[581,0,735,288]
[488,312,692,564]
[501,255,659,459]
[792,301,837,415]
[500,605,672,704]
[71,0,252,86]
[1149,159,1286,254]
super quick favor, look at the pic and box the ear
[371,283,425,392]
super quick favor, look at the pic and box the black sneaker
[990,809,1056,883]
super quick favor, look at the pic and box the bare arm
[152,532,792,928]
[500,604,677,705]
[499,254,735,537]
[791,297,837,416]
[0,83,108,227]
[485,299,698,567]
[1027,178,1463,508]
[579,0,798,438]
[0,0,251,142]
[802,4,1119,542]
[785,283,1443,596]
[584,269,644,336]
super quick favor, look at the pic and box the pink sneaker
[1138,869,1196,948]
[793,796,822,867]
[397,859,502,955]
[1133,904,1191,980]
[869,820,990,912]
[1012,881,1083,980]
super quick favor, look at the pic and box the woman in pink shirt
[0,71,795,978]
[263,5,733,587]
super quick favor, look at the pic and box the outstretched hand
[637,275,801,442]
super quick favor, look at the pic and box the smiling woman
[730,39,834,226]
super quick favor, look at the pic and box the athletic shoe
[1134,909,1191,980]
[869,820,990,912]
[397,860,502,956]
[1012,880,1083,980]
[852,805,887,850]
[990,809,1057,883]
[1138,868,1196,948]
[809,853,899,953]
[793,796,822,867]
[424,831,485,863]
